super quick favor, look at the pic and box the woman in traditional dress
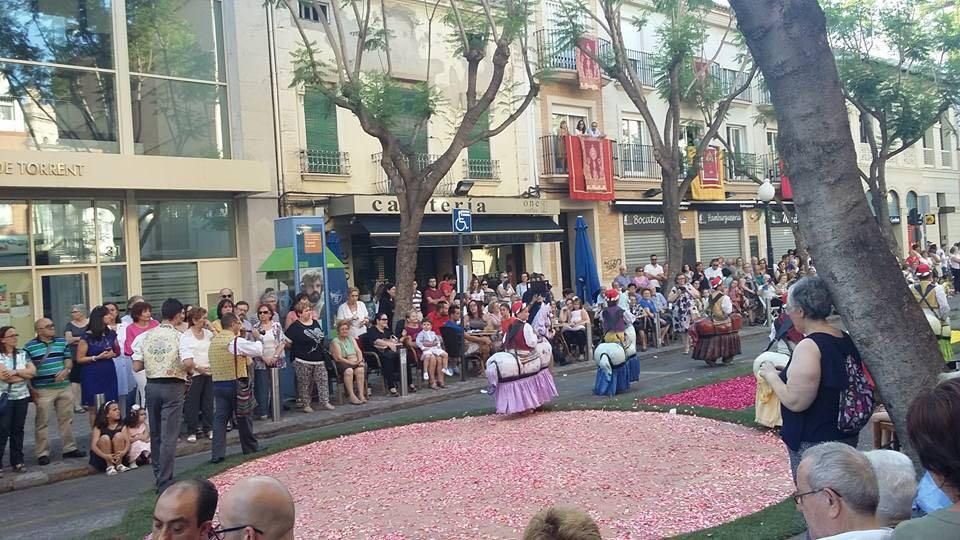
[669,274,700,354]
[691,277,742,367]
[485,302,558,414]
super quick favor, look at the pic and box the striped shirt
[23,337,70,389]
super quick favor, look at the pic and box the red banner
[779,159,793,200]
[701,147,720,185]
[567,136,614,201]
[577,37,601,90]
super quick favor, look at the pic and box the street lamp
[757,178,776,268]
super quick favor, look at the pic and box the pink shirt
[124,320,159,356]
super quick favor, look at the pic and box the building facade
[0,0,273,340]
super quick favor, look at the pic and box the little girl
[415,319,448,390]
[123,404,151,468]
[89,401,129,476]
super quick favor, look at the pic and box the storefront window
[93,201,125,262]
[138,201,236,261]
[0,202,30,267]
[141,262,199,307]
[130,76,229,158]
[0,269,36,344]
[33,200,97,265]
[2,0,114,68]
[126,0,225,82]
[0,63,119,153]
[101,265,128,305]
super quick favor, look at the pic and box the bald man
[151,478,218,540]
[218,476,295,539]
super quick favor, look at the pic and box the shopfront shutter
[141,262,200,308]
[770,226,796,260]
[623,230,667,272]
[303,89,338,152]
[699,228,743,262]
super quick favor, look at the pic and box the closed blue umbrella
[574,215,602,305]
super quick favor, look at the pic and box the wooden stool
[873,420,898,450]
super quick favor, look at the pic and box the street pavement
[0,329,774,540]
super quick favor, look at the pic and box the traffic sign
[452,208,472,233]
[924,213,937,225]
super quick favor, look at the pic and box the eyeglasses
[378,317,388,321]
[793,488,826,505]
[220,294,233,299]
[41,324,54,330]
[211,525,264,539]
[2,334,17,339]
[258,310,270,315]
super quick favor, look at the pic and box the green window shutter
[467,111,492,178]
[394,88,429,155]
[303,89,338,152]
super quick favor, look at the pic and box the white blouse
[336,302,369,338]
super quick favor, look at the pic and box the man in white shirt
[643,255,667,291]
[795,442,891,540]
[704,258,723,282]
[586,121,604,137]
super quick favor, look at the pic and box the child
[123,404,151,468]
[415,319,448,390]
[89,401,130,476]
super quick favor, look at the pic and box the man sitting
[795,442,890,539]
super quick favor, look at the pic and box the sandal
[409,384,418,393]
[389,388,399,397]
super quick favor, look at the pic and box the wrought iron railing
[534,28,612,74]
[723,151,759,182]
[616,143,659,179]
[625,49,656,87]
[300,149,350,175]
[710,65,753,101]
[371,153,454,195]
[462,158,501,181]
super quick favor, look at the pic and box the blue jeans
[253,369,272,417]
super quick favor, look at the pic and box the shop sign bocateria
[330,194,559,216]
[623,212,687,230]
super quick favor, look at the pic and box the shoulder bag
[233,337,257,417]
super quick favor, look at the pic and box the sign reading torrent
[1,161,85,176]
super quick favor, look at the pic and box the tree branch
[381,0,393,74]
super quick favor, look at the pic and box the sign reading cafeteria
[329,195,559,216]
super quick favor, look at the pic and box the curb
[0,323,774,494]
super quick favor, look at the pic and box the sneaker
[322,403,335,411]
[106,466,118,476]
[127,462,138,470]
[423,371,429,381]
[186,434,197,443]
[442,367,454,377]
[116,464,130,473]
[207,431,213,440]
[38,456,50,466]
[302,406,314,413]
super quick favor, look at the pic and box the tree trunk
[730,0,944,459]
[392,190,426,322]
[662,168,684,286]
[868,161,902,258]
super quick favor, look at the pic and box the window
[859,116,870,144]
[680,123,702,148]
[0,99,13,122]
[940,123,952,168]
[101,265,128,306]
[126,0,225,82]
[32,201,97,265]
[4,0,114,68]
[141,262,200,308]
[138,201,236,261]
[298,1,328,21]
[303,88,342,173]
[621,118,653,177]
[922,128,935,166]
[726,125,746,154]
[466,111,493,178]
[0,63,119,153]
[887,190,900,219]
[130,76,230,158]
[392,87,430,155]
[766,131,778,153]
[0,202,29,267]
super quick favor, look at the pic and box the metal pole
[399,347,408,397]
[764,202,775,268]
[270,367,281,422]
[458,232,466,382]
[585,307,594,362]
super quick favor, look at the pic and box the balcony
[462,158,501,181]
[300,149,350,175]
[756,79,772,105]
[539,135,568,175]
[615,143,661,180]
[625,49,657,87]
[371,153,455,195]
[534,29,613,83]
[710,65,753,102]
[723,151,759,182]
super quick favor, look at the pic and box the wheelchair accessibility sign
[452,208,472,234]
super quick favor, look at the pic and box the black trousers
[375,348,406,389]
[0,397,29,467]
[562,329,587,350]
[184,374,214,434]
[951,268,960,293]
[212,382,258,461]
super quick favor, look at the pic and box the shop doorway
[38,269,95,325]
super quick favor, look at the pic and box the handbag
[233,338,257,417]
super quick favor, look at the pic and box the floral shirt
[133,323,187,381]
[1,350,31,400]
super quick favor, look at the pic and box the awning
[257,246,345,275]
[356,215,564,248]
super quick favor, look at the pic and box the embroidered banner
[779,159,793,200]
[577,37,601,90]
[690,146,726,201]
[567,136,614,201]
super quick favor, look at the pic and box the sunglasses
[211,525,264,539]
[258,310,270,315]
[220,294,233,299]
[378,317,388,321]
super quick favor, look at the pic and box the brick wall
[596,203,624,285]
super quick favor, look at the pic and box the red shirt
[428,311,449,329]
[439,281,454,298]
[423,287,446,314]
